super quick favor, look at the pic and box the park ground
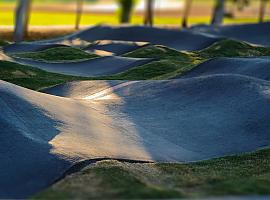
[0,1,270,199]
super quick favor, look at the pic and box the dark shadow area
[0,88,71,199]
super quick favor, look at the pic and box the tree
[75,0,84,30]
[14,0,32,42]
[259,0,267,22]
[144,0,154,26]
[118,0,136,23]
[211,0,225,25]
[182,0,193,28]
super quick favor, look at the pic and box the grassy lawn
[34,148,270,199]
[1,10,269,27]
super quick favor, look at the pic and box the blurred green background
[1,0,269,26]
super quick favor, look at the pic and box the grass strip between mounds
[35,148,270,199]
[0,40,10,47]
[11,47,99,62]
[3,39,270,88]
[196,39,270,58]
[0,60,89,91]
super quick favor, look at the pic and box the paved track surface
[190,22,270,46]
[84,41,148,55]
[3,43,68,54]
[177,57,270,80]
[13,56,153,77]
[2,75,270,197]
[67,25,221,51]
[2,23,270,199]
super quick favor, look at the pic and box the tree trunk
[75,0,84,30]
[119,0,134,23]
[182,0,193,28]
[144,0,154,26]
[211,0,225,25]
[14,0,32,42]
[259,0,267,23]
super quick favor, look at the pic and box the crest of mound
[190,22,270,47]
[10,47,99,62]
[197,39,270,58]
[179,57,270,80]
[44,74,270,160]
[3,42,68,54]
[84,40,149,56]
[2,74,270,197]
[64,25,220,51]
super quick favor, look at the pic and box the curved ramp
[72,25,220,51]
[84,41,148,56]
[2,75,270,198]
[43,75,270,162]
[178,57,270,80]
[3,43,68,54]
[3,25,237,53]
[33,25,220,51]
[191,22,270,46]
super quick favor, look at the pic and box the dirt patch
[12,70,29,78]
[0,27,76,41]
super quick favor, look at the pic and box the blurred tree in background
[14,0,32,42]
[211,0,225,25]
[117,0,136,23]
[10,0,269,42]
[144,0,154,26]
[75,0,84,29]
[259,0,267,22]
[182,0,193,27]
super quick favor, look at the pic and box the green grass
[197,39,270,58]
[11,47,99,62]
[0,40,9,47]
[115,45,204,79]
[35,148,270,199]
[104,59,201,80]
[123,45,191,60]
[115,40,270,79]
[1,9,269,26]
[0,60,89,90]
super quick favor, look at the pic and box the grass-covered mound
[124,45,190,60]
[3,40,270,86]
[0,40,9,47]
[11,47,99,62]
[119,45,204,79]
[119,40,270,79]
[0,60,87,90]
[104,58,202,80]
[197,39,270,58]
[0,54,198,89]
[35,148,270,199]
